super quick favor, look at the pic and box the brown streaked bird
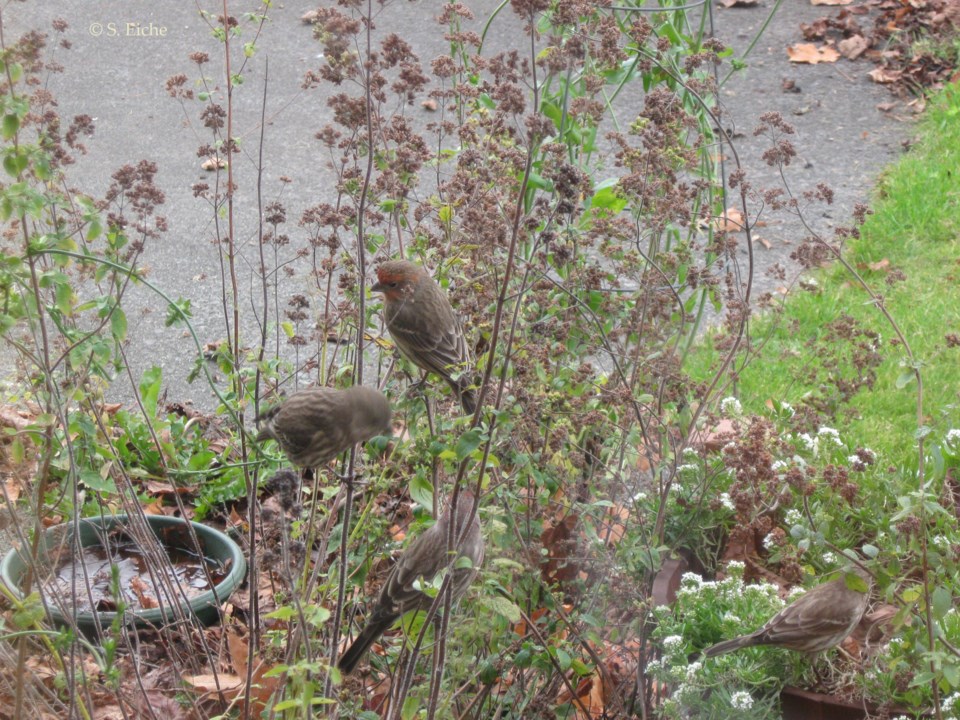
[255,385,391,470]
[696,566,873,660]
[371,260,478,414]
[338,491,484,675]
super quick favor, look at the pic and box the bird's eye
[389,282,398,288]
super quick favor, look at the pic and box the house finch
[338,491,484,675]
[371,260,478,414]
[697,566,873,659]
[256,385,391,469]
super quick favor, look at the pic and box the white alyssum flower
[818,426,843,446]
[720,396,742,416]
[798,432,818,455]
[785,508,802,525]
[680,572,704,588]
[720,492,735,511]
[941,692,960,713]
[684,661,702,682]
[763,531,778,550]
[663,635,684,652]
[729,690,754,710]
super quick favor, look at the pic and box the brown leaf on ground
[714,207,745,233]
[557,671,606,719]
[541,513,580,587]
[226,626,249,677]
[92,707,127,720]
[182,672,245,698]
[869,66,903,83]
[838,34,870,59]
[868,258,891,271]
[0,404,35,431]
[812,0,853,5]
[597,503,630,547]
[787,43,841,64]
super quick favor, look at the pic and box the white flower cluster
[720,396,742,416]
[719,492,735,511]
[817,426,843,447]
[729,690,754,710]
[942,692,960,715]
[663,635,684,652]
[797,432,818,455]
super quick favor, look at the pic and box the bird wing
[757,578,863,644]
[386,301,470,379]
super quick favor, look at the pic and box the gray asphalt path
[1,0,908,408]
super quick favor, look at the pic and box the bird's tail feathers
[699,635,758,659]
[337,616,396,675]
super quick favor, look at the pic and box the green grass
[694,82,960,461]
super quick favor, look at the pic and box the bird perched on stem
[255,385,391,470]
[694,565,873,660]
[338,490,484,675]
[372,260,478,414]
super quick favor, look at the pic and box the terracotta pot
[780,686,869,720]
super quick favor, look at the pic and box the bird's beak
[371,280,384,293]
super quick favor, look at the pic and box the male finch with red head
[337,491,484,675]
[256,385,391,470]
[372,260,478,414]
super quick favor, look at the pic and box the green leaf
[408,473,434,511]
[895,370,916,389]
[164,297,192,326]
[478,595,522,623]
[139,366,163,417]
[455,427,485,461]
[401,696,420,720]
[932,585,952,620]
[81,467,115,494]
[2,114,19,140]
[110,307,127,342]
[265,606,296,621]
[12,592,45,628]
[10,438,24,464]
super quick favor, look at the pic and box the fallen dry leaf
[421,99,437,111]
[838,35,869,59]
[201,157,227,171]
[182,672,245,698]
[714,207,745,233]
[787,43,841,64]
[868,258,891,272]
[811,0,853,5]
[755,237,772,249]
[869,66,902,83]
